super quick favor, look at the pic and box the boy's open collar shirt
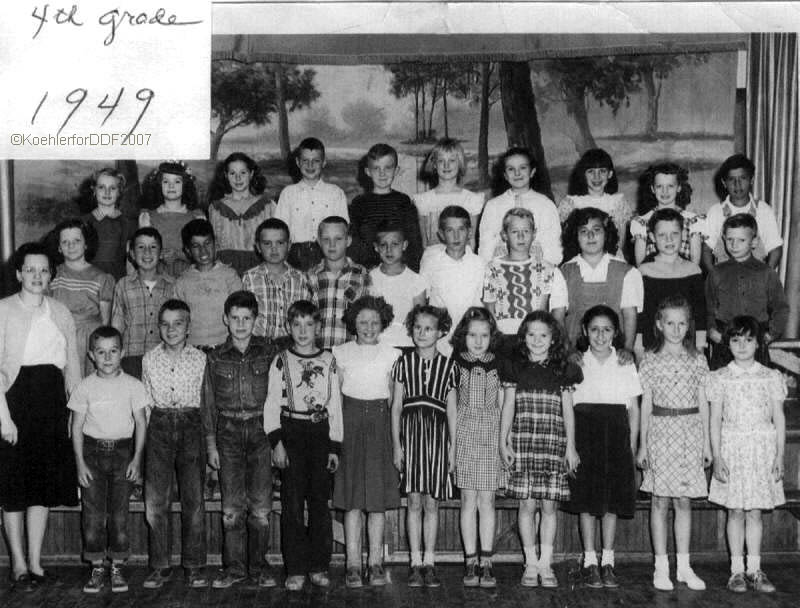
[111,272,175,357]
[142,343,206,410]
[242,263,310,339]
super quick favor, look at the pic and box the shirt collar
[584,347,616,368]
[722,195,757,216]
[298,179,325,191]
[729,254,761,269]
[219,335,266,356]
[727,360,763,376]
[313,257,356,274]
[575,253,611,274]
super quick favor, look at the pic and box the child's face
[439,217,469,255]
[502,216,535,255]
[355,309,382,345]
[90,336,123,377]
[94,174,121,208]
[585,315,616,355]
[257,228,290,266]
[16,254,51,295]
[504,154,535,192]
[465,320,492,358]
[374,231,407,267]
[524,320,553,361]
[723,226,756,261]
[224,306,256,342]
[161,173,184,203]
[412,313,443,350]
[651,220,681,256]
[289,314,318,350]
[296,148,325,182]
[226,160,253,194]
[318,222,350,263]
[651,173,680,207]
[722,168,752,204]
[730,332,758,363]
[365,155,397,192]
[656,307,689,346]
[585,167,612,196]
[159,309,190,348]
[58,227,87,262]
[132,235,161,272]
[435,150,460,181]
[187,234,216,270]
[577,218,606,256]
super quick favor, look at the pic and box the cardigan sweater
[0,294,81,397]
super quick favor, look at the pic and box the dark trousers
[81,437,132,563]
[218,415,272,575]
[145,408,206,569]
[280,418,332,575]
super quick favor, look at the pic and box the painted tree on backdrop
[210,61,320,160]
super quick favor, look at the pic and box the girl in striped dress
[391,304,458,588]
[451,307,504,588]
[499,310,582,588]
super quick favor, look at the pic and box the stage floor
[2,559,799,608]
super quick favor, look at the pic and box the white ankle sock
[654,554,669,572]
[583,551,598,567]
[676,553,690,571]
[731,555,745,574]
[423,551,435,566]
[539,544,553,568]
[601,549,615,567]
[410,551,422,567]
[746,555,761,574]
[523,546,537,566]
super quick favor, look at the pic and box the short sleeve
[561,362,583,391]
[548,267,568,311]
[694,354,710,389]
[706,370,722,403]
[391,356,405,383]
[684,212,705,236]
[637,355,655,390]
[621,362,643,399]
[558,196,576,223]
[446,361,459,392]
[767,369,788,402]
[463,190,486,216]
[630,215,648,240]
[130,378,149,411]
[98,272,115,302]
[621,266,644,312]
[66,381,89,414]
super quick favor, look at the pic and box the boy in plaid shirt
[306,216,371,349]
[242,218,310,344]
[111,227,175,379]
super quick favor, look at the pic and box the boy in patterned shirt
[306,216,371,349]
[242,218,309,345]
[141,299,208,589]
[264,300,343,591]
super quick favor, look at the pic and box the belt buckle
[310,410,324,423]
[98,438,116,450]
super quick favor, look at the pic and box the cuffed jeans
[81,437,132,563]
[218,415,272,575]
[145,408,206,569]
[280,418,332,575]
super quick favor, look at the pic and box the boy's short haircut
[723,314,763,346]
[298,137,326,159]
[342,295,394,335]
[502,207,536,233]
[224,290,259,317]
[722,213,758,236]
[374,219,406,242]
[438,205,471,232]
[88,325,123,351]
[287,299,321,324]
[366,143,398,166]
[131,226,163,249]
[647,207,685,235]
[719,153,756,179]
[255,217,291,242]
[317,215,349,237]
[159,298,191,323]
[181,218,215,250]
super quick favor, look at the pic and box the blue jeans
[217,415,272,575]
[145,408,206,569]
[81,437,132,563]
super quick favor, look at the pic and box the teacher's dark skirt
[564,403,635,519]
[333,396,400,512]
[0,365,78,511]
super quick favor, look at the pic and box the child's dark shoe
[143,567,172,589]
[747,570,776,593]
[462,560,479,587]
[109,565,128,593]
[82,568,105,594]
[582,564,602,589]
[407,566,424,588]
[367,564,387,586]
[601,564,619,588]
[422,565,441,588]
[726,571,747,593]
[479,561,497,589]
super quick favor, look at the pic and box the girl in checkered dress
[498,310,582,588]
[450,307,505,588]
[636,295,711,592]
[391,305,458,587]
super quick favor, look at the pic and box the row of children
[2,237,785,596]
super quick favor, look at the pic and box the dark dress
[82,212,137,280]
[639,273,706,350]
[0,365,78,510]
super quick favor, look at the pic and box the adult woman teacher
[0,242,81,590]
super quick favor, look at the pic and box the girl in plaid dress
[450,307,504,588]
[499,311,581,588]
[637,296,711,592]
[391,305,458,588]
